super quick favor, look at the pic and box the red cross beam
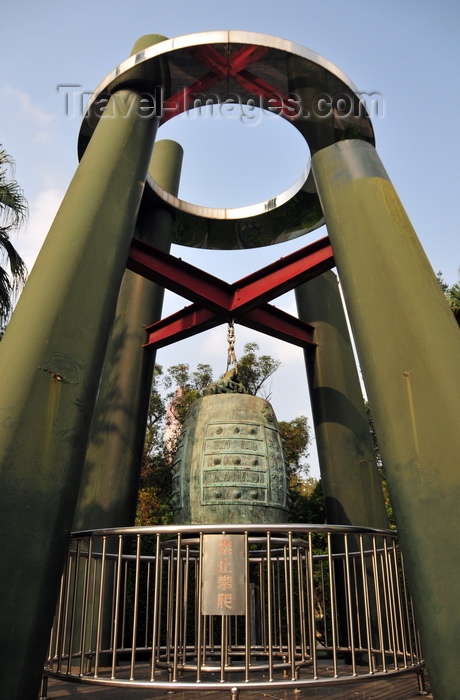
[126,235,335,350]
[163,44,297,121]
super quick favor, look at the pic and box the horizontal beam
[230,236,334,313]
[144,306,221,349]
[144,302,315,350]
[236,305,316,348]
[127,235,334,315]
[127,238,233,313]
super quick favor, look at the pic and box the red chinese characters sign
[201,534,246,615]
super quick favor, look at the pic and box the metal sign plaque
[201,534,246,615]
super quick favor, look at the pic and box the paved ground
[43,667,432,699]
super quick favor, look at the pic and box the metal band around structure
[78,31,375,249]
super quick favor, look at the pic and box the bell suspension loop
[226,320,238,373]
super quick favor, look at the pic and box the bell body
[172,393,289,524]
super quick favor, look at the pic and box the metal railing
[42,524,426,698]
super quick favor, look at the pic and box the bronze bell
[171,371,289,524]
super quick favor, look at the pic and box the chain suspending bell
[226,320,237,373]
[171,323,290,524]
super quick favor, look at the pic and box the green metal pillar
[0,41,167,700]
[296,270,388,654]
[295,270,388,529]
[73,139,183,531]
[312,139,460,700]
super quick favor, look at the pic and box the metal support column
[0,43,165,700]
[73,139,183,532]
[295,270,388,529]
[312,139,460,700]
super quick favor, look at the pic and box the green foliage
[138,361,227,524]
[136,487,173,526]
[236,342,281,397]
[278,415,310,478]
[364,401,395,528]
[445,282,460,326]
[437,270,460,327]
[288,477,325,524]
[0,146,28,327]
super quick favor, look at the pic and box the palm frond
[0,145,28,326]
[0,148,28,228]
[0,229,28,281]
[0,266,14,326]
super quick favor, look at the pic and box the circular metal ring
[78,31,375,249]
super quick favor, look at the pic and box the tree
[137,362,216,525]
[278,415,310,479]
[444,282,460,326]
[437,271,460,327]
[288,478,325,525]
[365,401,395,527]
[165,362,213,428]
[278,416,327,525]
[0,146,28,330]
[236,341,281,398]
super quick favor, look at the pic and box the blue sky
[1,1,459,476]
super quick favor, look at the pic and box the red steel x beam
[191,44,270,77]
[163,44,295,121]
[141,300,320,350]
[126,235,335,350]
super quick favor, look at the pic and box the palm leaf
[0,146,28,327]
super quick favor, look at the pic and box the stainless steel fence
[42,524,426,698]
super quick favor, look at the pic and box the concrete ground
[43,666,432,699]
